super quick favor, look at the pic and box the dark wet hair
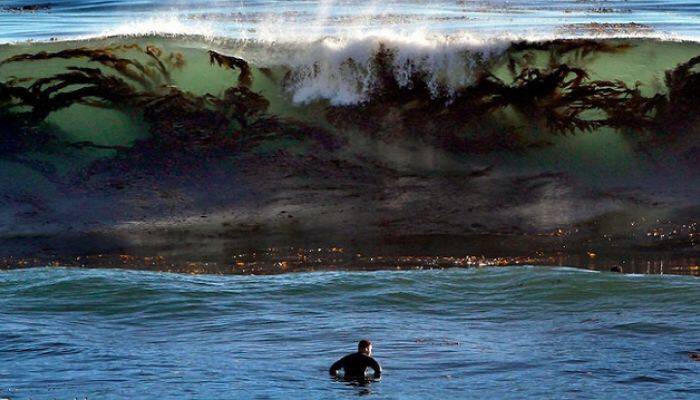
[358,340,372,351]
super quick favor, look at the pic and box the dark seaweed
[325,40,699,152]
[1,3,52,13]
[0,40,697,168]
[208,50,253,87]
[0,44,339,170]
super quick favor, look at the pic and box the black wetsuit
[329,352,381,378]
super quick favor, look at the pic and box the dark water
[1,267,699,399]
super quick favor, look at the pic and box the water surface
[1,267,699,399]
[1,0,700,42]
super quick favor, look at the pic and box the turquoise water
[1,267,699,399]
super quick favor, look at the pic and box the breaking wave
[1,33,699,170]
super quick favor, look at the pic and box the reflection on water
[334,376,379,397]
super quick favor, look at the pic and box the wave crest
[275,32,509,105]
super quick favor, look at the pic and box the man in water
[329,339,382,379]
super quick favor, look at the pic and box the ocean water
[1,267,699,399]
[1,0,700,43]
[1,1,699,397]
[2,0,699,155]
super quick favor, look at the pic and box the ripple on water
[0,266,699,399]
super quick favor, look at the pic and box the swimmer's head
[358,339,372,356]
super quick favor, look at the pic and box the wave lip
[20,17,700,45]
[97,16,217,40]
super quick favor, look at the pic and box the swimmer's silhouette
[329,339,382,380]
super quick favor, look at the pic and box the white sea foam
[78,10,697,106]
[257,30,509,105]
[233,28,693,105]
[98,16,217,40]
[5,10,698,107]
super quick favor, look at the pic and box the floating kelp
[0,38,698,169]
[0,3,52,13]
[507,39,632,69]
[0,44,339,168]
[0,45,176,89]
[0,37,697,272]
[662,56,700,122]
[324,40,700,152]
[208,50,253,87]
